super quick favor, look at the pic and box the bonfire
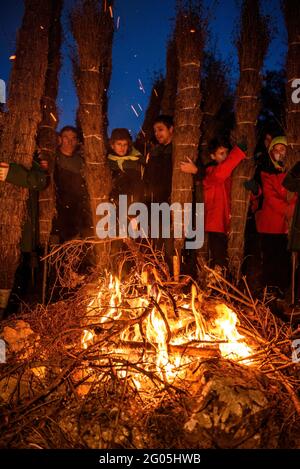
[1,241,300,449]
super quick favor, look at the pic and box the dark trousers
[260,233,291,292]
[207,232,228,269]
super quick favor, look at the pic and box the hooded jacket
[202,145,246,233]
[253,154,296,236]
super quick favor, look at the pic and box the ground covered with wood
[1,244,300,449]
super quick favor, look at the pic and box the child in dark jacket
[181,137,246,268]
[143,115,174,204]
[0,156,49,317]
[108,128,144,204]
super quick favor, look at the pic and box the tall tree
[135,75,164,154]
[38,0,63,248]
[171,0,204,269]
[71,0,114,261]
[160,36,179,116]
[283,0,300,170]
[0,0,52,294]
[228,0,270,279]
[200,51,231,164]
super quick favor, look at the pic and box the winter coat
[255,170,296,234]
[108,147,145,204]
[202,145,246,233]
[52,149,92,242]
[143,143,172,204]
[5,160,49,252]
[282,161,300,250]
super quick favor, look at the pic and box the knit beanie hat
[110,128,132,143]
[268,136,287,171]
[268,136,287,155]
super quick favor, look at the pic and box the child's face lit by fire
[154,123,173,145]
[59,130,79,157]
[211,146,229,164]
[271,143,287,163]
[111,139,129,157]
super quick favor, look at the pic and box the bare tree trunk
[228,0,270,280]
[160,36,178,116]
[71,0,113,264]
[0,0,52,290]
[284,0,300,169]
[135,75,164,155]
[171,1,204,267]
[38,0,63,247]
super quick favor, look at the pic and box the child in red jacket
[256,136,296,294]
[181,137,246,268]
[246,136,296,295]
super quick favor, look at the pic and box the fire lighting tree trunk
[38,0,63,247]
[228,0,270,280]
[160,36,178,116]
[0,0,52,291]
[284,0,300,169]
[71,0,113,261]
[171,1,204,268]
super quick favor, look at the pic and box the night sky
[0,0,287,139]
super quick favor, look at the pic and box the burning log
[71,0,114,261]
[283,0,300,169]
[37,0,63,248]
[228,0,270,279]
[171,0,204,265]
[0,0,52,293]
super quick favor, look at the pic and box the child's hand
[180,157,198,174]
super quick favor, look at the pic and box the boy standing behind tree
[143,115,174,204]
[181,137,246,269]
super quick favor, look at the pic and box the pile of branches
[0,241,300,448]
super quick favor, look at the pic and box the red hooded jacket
[203,145,246,233]
[255,171,296,234]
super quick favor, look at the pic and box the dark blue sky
[0,0,286,138]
